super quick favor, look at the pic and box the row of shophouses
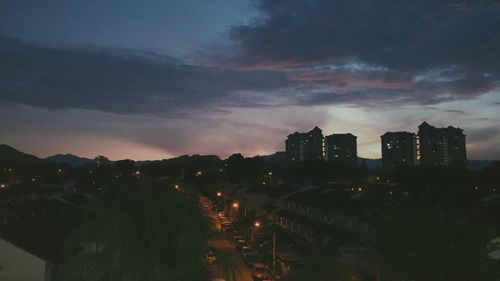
[270,186,375,263]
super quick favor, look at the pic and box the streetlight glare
[254,222,261,227]
[232,202,239,208]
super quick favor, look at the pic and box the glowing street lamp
[232,202,239,218]
[216,192,225,211]
[251,221,261,242]
[267,171,273,185]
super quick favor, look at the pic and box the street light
[251,221,261,243]
[217,192,225,211]
[252,219,277,277]
[271,221,276,277]
[267,172,273,185]
[232,202,239,219]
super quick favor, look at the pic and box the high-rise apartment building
[418,122,466,168]
[325,133,357,166]
[381,132,418,169]
[285,127,324,162]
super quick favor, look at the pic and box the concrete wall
[0,238,48,281]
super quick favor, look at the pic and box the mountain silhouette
[0,144,41,163]
[45,154,95,167]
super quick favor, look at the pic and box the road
[200,197,253,281]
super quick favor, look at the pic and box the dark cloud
[2,0,500,116]
[223,0,500,106]
[0,35,290,116]
[230,0,500,71]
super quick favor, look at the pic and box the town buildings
[325,133,357,166]
[285,127,357,165]
[287,122,466,169]
[418,122,467,168]
[285,127,324,162]
[380,122,466,169]
[381,132,418,169]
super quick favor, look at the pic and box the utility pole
[272,222,276,277]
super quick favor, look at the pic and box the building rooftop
[0,199,79,261]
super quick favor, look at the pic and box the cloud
[222,0,500,106]
[230,0,500,70]
[0,35,291,117]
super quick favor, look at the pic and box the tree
[58,181,211,281]
[369,207,500,281]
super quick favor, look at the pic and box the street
[200,197,253,281]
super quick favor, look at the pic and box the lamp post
[272,222,276,277]
[216,192,225,211]
[252,220,276,276]
[268,172,273,185]
[232,202,239,219]
[252,221,261,242]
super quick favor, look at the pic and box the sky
[1,0,499,160]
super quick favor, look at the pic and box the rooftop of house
[0,198,80,261]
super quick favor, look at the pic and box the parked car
[243,253,259,266]
[236,239,248,251]
[221,222,234,233]
[232,235,244,242]
[202,247,217,265]
[240,246,256,259]
[252,263,271,281]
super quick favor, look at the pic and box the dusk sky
[1,0,499,160]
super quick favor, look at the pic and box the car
[251,263,266,271]
[243,253,259,266]
[202,247,217,265]
[221,223,234,233]
[240,246,256,259]
[236,239,248,251]
[232,235,244,242]
[251,263,272,281]
[252,269,272,281]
